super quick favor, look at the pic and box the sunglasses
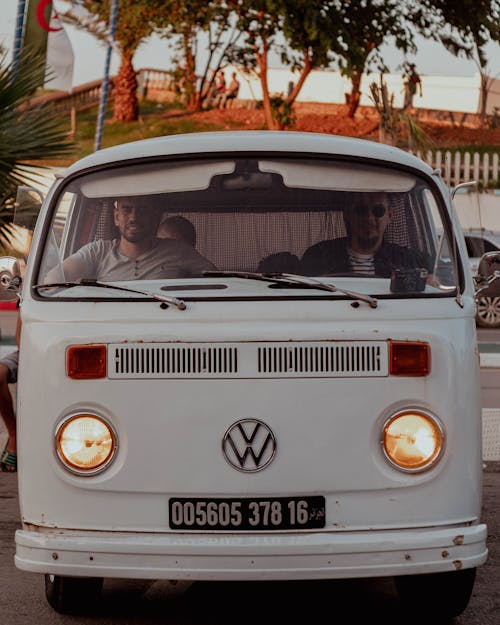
[352,203,387,219]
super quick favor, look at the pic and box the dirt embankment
[180,102,500,148]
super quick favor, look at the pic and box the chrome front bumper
[15,524,488,580]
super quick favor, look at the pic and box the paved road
[1,465,499,624]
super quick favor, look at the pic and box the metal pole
[94,0,119,151]
[12,0,27,74]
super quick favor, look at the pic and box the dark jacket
[300,237,432,277]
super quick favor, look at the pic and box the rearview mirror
[475,251,500,297]
[14,185,44,230]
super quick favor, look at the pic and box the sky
[1,0,500,89]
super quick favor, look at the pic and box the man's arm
[45,254,89,283]
[45,252,92,282]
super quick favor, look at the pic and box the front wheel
[45,574,103,614]
[476,296,500,327]
[394,568,476,619]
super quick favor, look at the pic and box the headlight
[382,409,444,472]
[55,413,117,475]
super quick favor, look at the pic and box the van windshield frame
[32,154,460,301]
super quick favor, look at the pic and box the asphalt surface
[0,465,499,625]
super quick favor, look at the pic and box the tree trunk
[480,72,488,129]
[183,35,199,112]
[347,71,362,118]
[272,55,314,131]
[113,53,138,122]
[286,55,312,105]
[254,41,279,130]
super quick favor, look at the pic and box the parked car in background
[464,229,500,327]
[0,256,20,289]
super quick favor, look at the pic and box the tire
[394,568,476,619]
[44,574,103,614]
[476,296,500,327]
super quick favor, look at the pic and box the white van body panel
[12,132,486,615]
[16,295,485,577]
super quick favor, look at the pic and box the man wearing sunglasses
[300,192,432,277]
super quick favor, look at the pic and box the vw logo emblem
[222,419,277,472]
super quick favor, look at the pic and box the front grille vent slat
[108,341,387,379]
[257,344,383,375]
[112,346,238,377]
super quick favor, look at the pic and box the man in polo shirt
[49,197,215,282]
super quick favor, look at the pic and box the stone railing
[20,78,115,115]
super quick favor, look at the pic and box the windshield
[34,156,458,299]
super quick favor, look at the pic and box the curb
[480,353,500,368]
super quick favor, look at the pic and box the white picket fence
[412,150,500,188]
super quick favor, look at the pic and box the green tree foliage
[323,1,415,118]
[154,0,239,112]
[230,1,417,126]
[413,0,500,124]
[414,0,499,67]
[0,51,74,250]
[275,1,334,126]
[230,0,334,129]
[61,0,162,122]
[59,1,500,134]
[228,1,285,129]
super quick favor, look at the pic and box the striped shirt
[347,248,375,275]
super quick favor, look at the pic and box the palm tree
[0,49,75,251]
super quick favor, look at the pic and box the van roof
[64,131,434,177]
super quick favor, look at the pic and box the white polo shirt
[73,238,215,281]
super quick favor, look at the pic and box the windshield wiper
[33,278,187,310]
[203,271,378,308]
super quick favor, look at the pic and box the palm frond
[400,112,434,151]
[0,50,76,249]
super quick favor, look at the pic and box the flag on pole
[22,0,74,91]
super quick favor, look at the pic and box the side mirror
[0,256,21,302]
[475,251,500,297]
[14,185,43,230]
[451,180,477,200]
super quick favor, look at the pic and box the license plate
[169,496,325,530]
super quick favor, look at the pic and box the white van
[5,131,489,617]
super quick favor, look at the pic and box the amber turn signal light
[389,340,430,376]
[67,344,107,379]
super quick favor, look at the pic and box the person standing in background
[403,63,422,110]
[218,72,240,109]
[211,70,227,108]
